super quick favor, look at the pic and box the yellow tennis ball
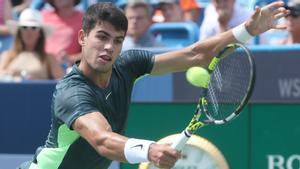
[186,67,210,88]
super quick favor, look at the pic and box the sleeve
[118,49,155,78]
[54,85,100,129]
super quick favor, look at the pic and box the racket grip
[171,129,192,151]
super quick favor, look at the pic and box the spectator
[180,0,201,23]
[123,0,163,50]
[42,0,83,66]
[0,0,13,53]
[277,0,300,44]
[199,0,252,40]
[0,8,64,81]
[156,0,184,22]
[155,0,200,23]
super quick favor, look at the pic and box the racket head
[139,134,229,169]
[202,43,255,124]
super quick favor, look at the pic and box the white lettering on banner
[287,155,300,169]
[267,154,300,169]
[268,155,284,169]
[278,78,300,98]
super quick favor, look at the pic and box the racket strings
[205,50,253,121]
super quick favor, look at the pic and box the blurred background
[0,0,299,169]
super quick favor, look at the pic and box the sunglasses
[20,26,40,31]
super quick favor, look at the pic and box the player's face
[79,21,125,73]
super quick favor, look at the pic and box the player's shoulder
[119,49,153,58]
[55,66,92,94]
[116,49,154,64]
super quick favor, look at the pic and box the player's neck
[78,62,112,88]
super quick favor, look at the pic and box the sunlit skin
[20,27,41,51]
[78,22,125,87]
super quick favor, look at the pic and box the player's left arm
[151,1,289,75]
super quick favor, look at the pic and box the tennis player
[18,2,289,169]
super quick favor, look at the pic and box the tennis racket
[171,43,255,150]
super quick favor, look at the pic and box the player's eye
[97,34,109,42]
[114,38,124,45]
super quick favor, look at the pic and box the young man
[19,2,289,169]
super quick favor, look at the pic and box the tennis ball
[186,66,210,88]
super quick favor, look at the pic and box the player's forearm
[150,31,237,74]
[91,132,159,165]
[90,131,128,162]
[189,30,238,68]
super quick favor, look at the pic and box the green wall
[121,103,300,169]
[250,104,300,169]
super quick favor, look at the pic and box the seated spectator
[199,0,252,40]
[0,0,14,53]
[41,0,83,66]
[154,0,200,23]
[0,8,64,81]
[180,0,201,23]
[277,0,300,44]
[123,0,163,50]
[156,0,184,22]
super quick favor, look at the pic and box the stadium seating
[149,22,199,47]
[0,36,13,54]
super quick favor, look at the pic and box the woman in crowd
[0,8,64,81]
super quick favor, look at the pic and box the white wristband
[232,23,253,44]
[124,138,155,164]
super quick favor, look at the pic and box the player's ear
[78,29,86,46]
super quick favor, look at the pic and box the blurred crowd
[0,0,299,81]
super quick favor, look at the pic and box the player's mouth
[97,55,112,64]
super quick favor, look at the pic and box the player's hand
[148,143,181,168]
[245,1,290,36]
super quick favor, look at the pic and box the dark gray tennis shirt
[32,50,155,169]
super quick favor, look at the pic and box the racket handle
[171,129,192,151]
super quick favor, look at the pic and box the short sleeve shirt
[42,10,83,61]
[31,49,155,169]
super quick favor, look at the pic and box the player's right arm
[72,112,181,168]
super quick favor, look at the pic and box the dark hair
[285,5,300,18]
[82,3,128,35]
[10,28,47,62]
